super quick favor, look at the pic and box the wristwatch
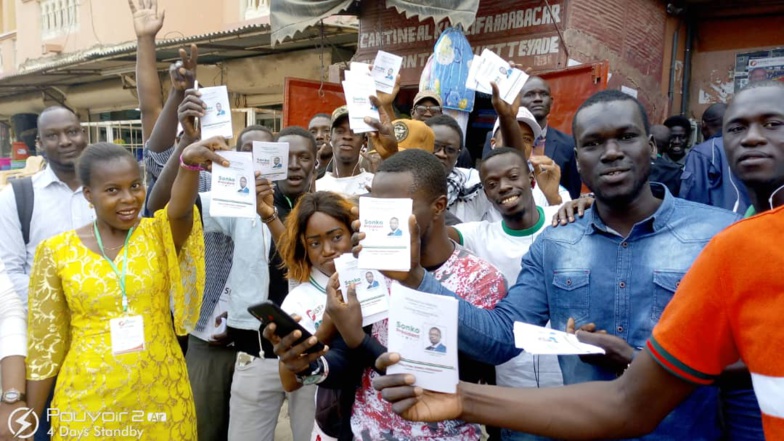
[295,357,329,385]
[1,388,25,404]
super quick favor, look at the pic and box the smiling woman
[22,139,228,440]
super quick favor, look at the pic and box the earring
[88,203,94,209]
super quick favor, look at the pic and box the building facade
[0,0,357,156]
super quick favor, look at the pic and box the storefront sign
[355,0,567,86]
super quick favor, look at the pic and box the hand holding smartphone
[248,301,326,355]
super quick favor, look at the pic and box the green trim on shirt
[309,275,327,293]
[455,228,464,246]
[744,205,757,218]
[502,206,545,237]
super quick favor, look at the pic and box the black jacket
[544,127,582,199]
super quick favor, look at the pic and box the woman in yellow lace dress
[25,139,230,440]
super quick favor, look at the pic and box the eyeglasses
[434,142,460,156]
[415,105,442,115]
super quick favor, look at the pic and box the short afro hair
[425,114,464,150]
[277,126,318,155]
[572,90,651,140]
[377,149,447,202]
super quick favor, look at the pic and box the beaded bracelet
[179,153,205,171]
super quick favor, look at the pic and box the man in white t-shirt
[315,106,374,196]
[447,146,564,441]
[426,112,569,224]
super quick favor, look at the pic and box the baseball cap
[413,90,443,107]
[331,105,349,129]
[492,107,542,141]
[392,119,435,153]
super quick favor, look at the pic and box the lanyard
[94,222,134,313]
[284,195,294,209]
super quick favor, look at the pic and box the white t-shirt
[455,205,564,389]
[316,171,374,196]
[280,270,330,334]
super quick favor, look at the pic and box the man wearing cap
[520,76,583,199]
[316,105,374,196]
[413,90,474,168]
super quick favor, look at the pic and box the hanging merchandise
[427,27,476,113]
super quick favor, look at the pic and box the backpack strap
[10,177,34,245]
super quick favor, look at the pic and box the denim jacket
[418,184,740,440]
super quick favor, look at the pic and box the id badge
[110,315,146,355]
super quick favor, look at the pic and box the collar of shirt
[35,166,83,193]
[309,269,331,293]
[587,183,673,237]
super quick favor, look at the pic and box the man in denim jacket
[394,90,740,440]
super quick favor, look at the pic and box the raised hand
[350,207,425,288]
[373,352,463,421]
[529,155,562,206]
[128,0,165,38]
[325,273,365,348]
[181,137,231,171]
[490,80,521,120]
[178,88,206,139]
[363,95,399,160]
[254,174,275,218]
[170,44,198,91]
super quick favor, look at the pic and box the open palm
[128,0,165,37]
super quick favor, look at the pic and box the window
[40,0,79,40]
[242,0,269,21]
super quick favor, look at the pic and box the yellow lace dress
[26,208,204,440]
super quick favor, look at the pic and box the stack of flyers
[342,64,380,133]
[252,141,289,181]
[209,151,256,218]
[333,254,389,327]
[199,85,234,139]
[371,50,403,94]
[358,197,412,271]
[466,49,529,104]
[387,283,459,393]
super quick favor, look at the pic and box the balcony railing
[41,0,79,40]
[243,0,270,21]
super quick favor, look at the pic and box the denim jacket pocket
[652,271,685,322]
[552,270,590,323]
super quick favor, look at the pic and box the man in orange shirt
[369,81,784,440]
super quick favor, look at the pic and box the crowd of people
[0,1,781,440]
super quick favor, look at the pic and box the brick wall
[564,0,668,122]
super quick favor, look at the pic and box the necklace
[92,227,125,251]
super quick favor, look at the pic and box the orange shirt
[649,205,784,439]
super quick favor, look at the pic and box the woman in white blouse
[0,257,27,440]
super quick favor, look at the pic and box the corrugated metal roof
[18,22,272,75]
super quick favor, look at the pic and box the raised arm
[254,175,285,243]
[146,88,204,214]
[491,81,529,159]
[168,137,231,251]
[129,0,165,142]
[147,46,198,154]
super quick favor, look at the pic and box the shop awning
[0,20,358,102]
[271,0,479,45]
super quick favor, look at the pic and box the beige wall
[13,0,247,72]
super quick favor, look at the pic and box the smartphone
[247,301,326,355]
